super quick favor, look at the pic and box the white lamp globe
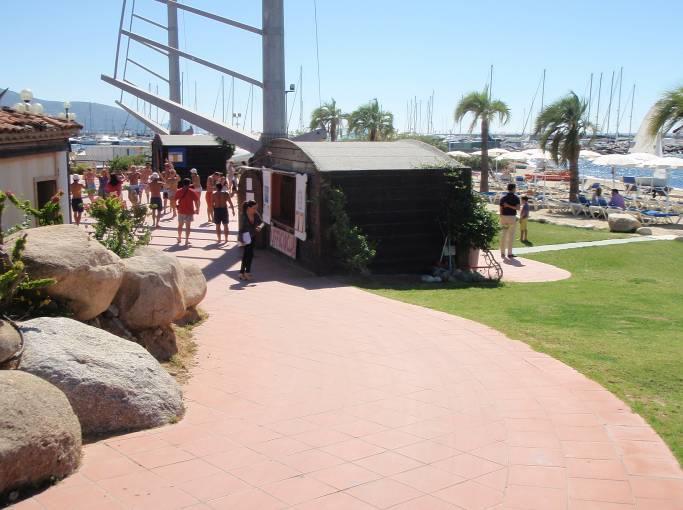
[14,102,27,112]
[68,113,77,121]
[64,101,71,110]
[58,112,67,119]
[20,89,33,102]
[31,103,44,115]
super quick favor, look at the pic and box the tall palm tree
[310,99,344,141]
[535,92,593,202]
[454,87,509,192]
[347,99,394,141]
[648,87,683,137]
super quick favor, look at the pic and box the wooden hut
[151,134,231,186]
[238,139,462,274]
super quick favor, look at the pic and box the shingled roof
[0,107,81,142]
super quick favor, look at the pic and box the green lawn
[493,219,629,249]
[363,242,683,464]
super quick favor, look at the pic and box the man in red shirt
[175,178,200,245]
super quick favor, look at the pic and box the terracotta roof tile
[0,107,82,135]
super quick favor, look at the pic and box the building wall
[0,151,68,229]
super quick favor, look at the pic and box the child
[520,196,530,242]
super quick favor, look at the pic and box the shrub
[323,186,376,274]
[88,197,151,258]
[0,234,57,319]
[0,190,64,241]
[109,154,149,173]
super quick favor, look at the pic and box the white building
[0,107,81,229]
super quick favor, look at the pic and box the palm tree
[648,87,683,137]
[310,99,344,141]
[347,99,395,141]
[535,92,593,202]
[454,87,509,192]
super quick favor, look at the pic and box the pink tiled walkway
[15,209,683,509]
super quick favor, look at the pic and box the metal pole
[114,0,128,78]
[221,76,225,123]
[629,83,636,139]
[261,0,287,142]
[167,0,182,133]
[616,66,623,141]
[587,73,593,120]
[595,72,603,132]
[606,71,615,137]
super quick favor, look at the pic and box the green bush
[0,234,57,319]
[87,197,151,258]
[109,154,149,173]
[72,162,90,175]
[323,186,376,274]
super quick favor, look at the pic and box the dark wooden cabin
[152,134,231,186]
[238,139,461,274]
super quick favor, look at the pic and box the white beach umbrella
[488,148,510,156]
[498,152,529,161]
[643,156,683,168]
[524,148,552,160]
[591,154,643,167]
[447,151,472,159]
[579,150,601,159]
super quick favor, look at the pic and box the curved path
[17,211,683,510]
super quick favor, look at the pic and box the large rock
[180,261,207,309]
[636,227,653,236]
[18,317,184,436]
[6,225,123,320]
[0,371,81,494]
[115,248,186,330]
[607,213,641,233]
[0,320,22,364]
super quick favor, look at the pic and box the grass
[163,308,207,385]
[363,242,683,464]
[493,218,629,249]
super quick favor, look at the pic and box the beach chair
[623,176,637,195]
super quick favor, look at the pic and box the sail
[630,104,663,156]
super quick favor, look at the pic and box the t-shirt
[520,202,530,219]
[499,192,520,216]
[175,187,198,215]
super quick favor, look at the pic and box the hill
[0,89,152,135]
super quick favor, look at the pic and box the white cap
[190,168,197,174]
[72,174,80,181]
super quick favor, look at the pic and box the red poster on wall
[270,225,297,259]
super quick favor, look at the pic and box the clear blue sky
[3,0,682,135]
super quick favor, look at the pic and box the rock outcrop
[180,261,207,310]
[18,317,184,436]
[6,225,124,320]
[0,371,81,494]
[0,320,22,365]
[608,213,641,233]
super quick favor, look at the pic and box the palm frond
[648,87,683,137]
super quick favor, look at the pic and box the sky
[2,0,682,135]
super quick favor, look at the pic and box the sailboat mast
[628,83,636,140]
[595,72,603,132]
[587,73,593,120]
[298,66,303,133]
[221,75,225,123]
[231,76,235,126]
[540,69,546,112]
[615,66,623,141]
[489,65,493,100]
[606,70,615,136]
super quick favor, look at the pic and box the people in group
[127,166,142,205]
[227,161,237,194]
[519,195,530,243]
[104,172,123,198]
[205,171,218,223]
[591,186,605,206]
[238,200,263,280]
[212,182,235,244]
[69,174,85,226]
[499,183,520,258]
[166,166,179,219]
[98,168,109,198]
[148,172,163,228]
[174,178,200,245]
[84,167,97,198]
[609,188,625,209]
[190,168,202,195]
[140,164,152,203]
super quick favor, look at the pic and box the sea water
[580,160,683,189]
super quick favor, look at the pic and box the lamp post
[64,101,71,120]
[13,89,44,115]
[232,112,242,129]
[284,83,295,133]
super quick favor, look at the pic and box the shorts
[163,191,168,199]
[168,189,176,199]
[178,213,194,224]
[71,197,84,212]
[519,218,528,230]
[86,182,96,191]
[213,207,228,225]
[129,184,141,195]
[150,197,162,209]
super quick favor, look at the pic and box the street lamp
[232,112,242,129]
[13,88,44,115]
[64,101,71,120]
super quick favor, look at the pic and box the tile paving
[16,208,683,509]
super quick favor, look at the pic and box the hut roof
[157,134,221,147]
[291,140,450,172]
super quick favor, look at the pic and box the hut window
[271,173,296,228]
